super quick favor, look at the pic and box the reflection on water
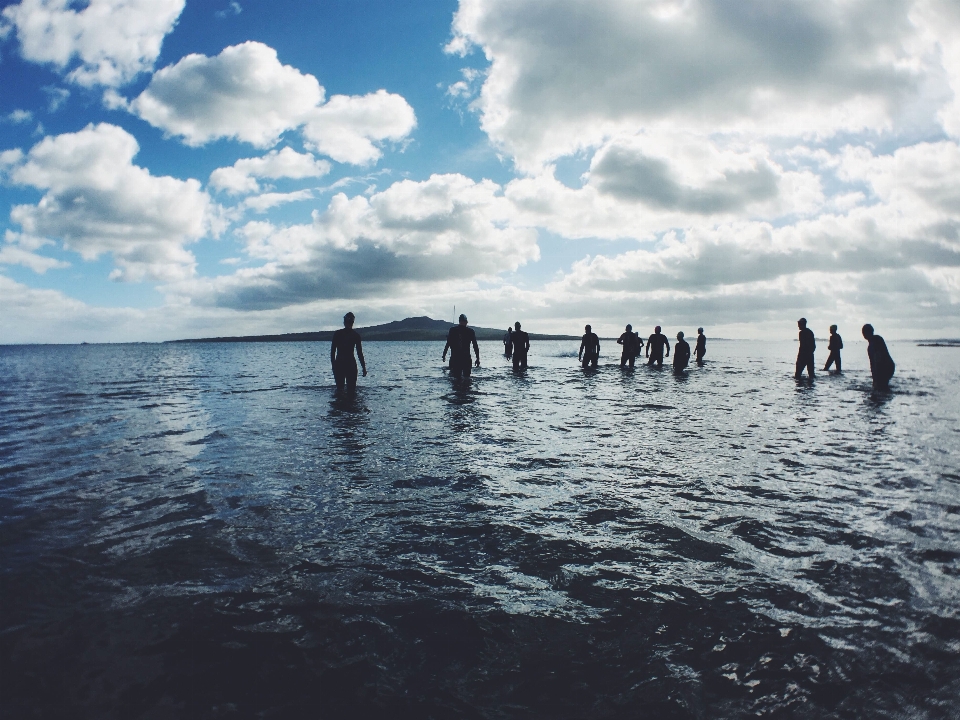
[1,340,959,718]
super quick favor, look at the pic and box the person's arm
[617,334,624,346]
[472,335,480,366]
[524,335,530,353]
[442,338,450,361]
[595,337,601,355]
[665,337,670,357]
[330,338,337,367]
[645,338,650,357]
[356,336,367,376]
[578,339,584,360]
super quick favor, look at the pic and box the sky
[1,0,959,343]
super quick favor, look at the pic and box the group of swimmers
[329,312,897,391]
[794,318,896,389]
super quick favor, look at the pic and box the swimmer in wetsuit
[617,324,642,368]
[795,318,816,379]
[673,331,691,372]
[512,321,530,370]
[579,325,600,369]
[824,324,843,372]
[503,328,513,358]
[646,326,670,368]
[862,323,895,389]
[330,312,367,391]
[442,313,480,379]
[694,327,706,366]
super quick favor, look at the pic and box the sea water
[1,339,958,718]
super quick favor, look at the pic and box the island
[167,316,581,343]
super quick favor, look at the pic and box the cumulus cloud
[209,147,330,195]
[130,42,416,162]
[448,0,944,170]
[5,123,215,282]
[0,230,69,273]
[1,0,184,87]
[177,174,538,310]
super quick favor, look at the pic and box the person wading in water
[511,322,530,370]
[330,312,367,391]
[579,325,600,369]
[617,324,642,368]
[443,314,480,380]
[646,326,670,368]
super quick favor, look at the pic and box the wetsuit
[617,332,641,368]
[673,339,691,372]
[503,330,513,358]
[646,332,670,368]
[824,332,843,372]
[446,325,479,379]
[694,333,706,365]
[796,327,816,378]
[867,334,895,389]
[580,332,600,368]
[331,328,364,390]
[512,330,530,370]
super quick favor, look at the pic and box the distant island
[167,316,581,343]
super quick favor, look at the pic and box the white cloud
[6,123,215,282]
[130,42,416,163]
[242,189,314,213]
[176,173,538,310]
[6,109,32,123]
[448,0,946,171]
[0,230,69,273]
[302,90,417,165]
[209,147,330,195]
[1,0,185,87]
[131,42,323,148]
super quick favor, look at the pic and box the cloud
[1,0,185,87]
[209,147,330,195]
[5,123,215,282]
[130,42,416,162]
[242,189,314,213]
[5,109,32,124]
[177,174,538,310]
[448,0,945,171]
[0,230,69,273]
[302,90,417,165]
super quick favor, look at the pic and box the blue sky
[2,0,959,342]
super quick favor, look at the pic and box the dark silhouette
[512,322,530,370]
[824,325,843,372]
[331,312,367,391]
[646,325,670,368]
[617,324,642,368]
[795,318,816,379]
[673,331,691,372]
[579,325,600,369]
[503,328,513,357]
[862,324,895,389]
[443,314,480,379]
[694,327,706,366]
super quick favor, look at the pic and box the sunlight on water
[1,339,959,717]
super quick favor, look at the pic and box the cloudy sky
[1,0,959,342]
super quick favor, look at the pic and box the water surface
[1,339,959,718]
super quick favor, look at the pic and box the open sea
[1,339,959,719]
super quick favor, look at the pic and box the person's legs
[333,365,346,390]
[807,356,816,378]
[628,355,635,368]
[345,364,358,390]
[795,354,807,378]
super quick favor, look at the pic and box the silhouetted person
[824,325,843,372]
[579,324,600,369]
[512,321,530,370]
[503,327,513,357]
[646,325,670,368]
[795,318,816,379]
[694,327,706,366]
[443,313,480,380]
[862,324,895,389]
[617,324,642,368]
[673,331,691,372]
[331,312,367,391]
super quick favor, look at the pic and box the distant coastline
[167,316,581,344]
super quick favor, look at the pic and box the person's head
[676,331,684,340]
[862,323,874,339]
[655,325,661,333]
[515,321,521,331]
[585,324,592,333]
[698,327,704,334]
[343,312,355,328]
[798,317,807,329]
[830,324,838,333]
[625,324,632,331]
[459,313,468,326]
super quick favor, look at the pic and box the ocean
[1,339,958,718]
